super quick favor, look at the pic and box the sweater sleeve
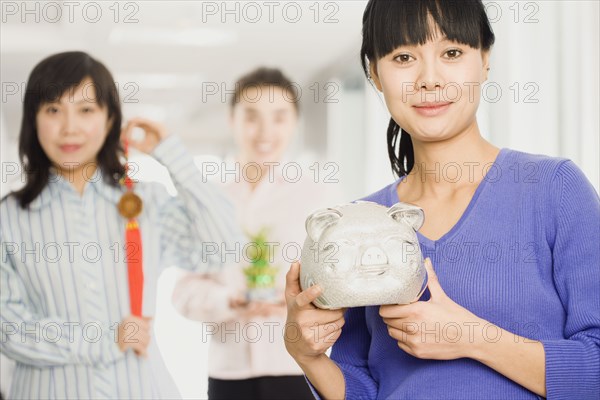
[541,160,600,400]
[151,135,244,272]
[326,307,379,399]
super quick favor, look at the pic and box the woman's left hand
[380,258,487,360]
[245,301,287,318]
[121,117,170,154]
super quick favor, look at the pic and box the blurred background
[1,1,599,398]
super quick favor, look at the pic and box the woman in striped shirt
[0,51,241,399]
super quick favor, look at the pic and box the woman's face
[370,30,490,142]
[36,78,112,175]
[231,85,298,165]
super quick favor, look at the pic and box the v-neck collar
[386,148,508,248]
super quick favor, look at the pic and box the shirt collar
[89,170,124,204]
[28,168,124,210]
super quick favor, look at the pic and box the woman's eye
[445,49,463,59]
[394,54,413,64]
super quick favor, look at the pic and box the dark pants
[208,375,314,400]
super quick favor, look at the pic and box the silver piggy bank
[300,201,428,309]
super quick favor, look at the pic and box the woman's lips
[59,144,82,153]
[413,102,452,117]
[255,142,274,154]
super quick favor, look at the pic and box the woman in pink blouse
[172,67,340,399]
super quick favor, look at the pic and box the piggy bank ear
[388,203,425,231]
[305,208,342,242]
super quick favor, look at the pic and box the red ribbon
[126,221,143,316]
[123,139,144,317]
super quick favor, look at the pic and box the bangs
[362,0,495,63]
[25,52,116,110]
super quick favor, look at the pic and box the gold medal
[119,137,145,317]
[118,192,143,219]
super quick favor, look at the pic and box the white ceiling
[1,1,368,153]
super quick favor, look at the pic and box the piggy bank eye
[323,243,336,252]
[321,243,340,264]
[339,239,356,247]
[384,235,407,245]
[383,236,419,259]
[321,241,356,271]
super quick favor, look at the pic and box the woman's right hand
[284,262,346,365]
[117,315,152,357]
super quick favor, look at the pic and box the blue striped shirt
[0,136,242,399]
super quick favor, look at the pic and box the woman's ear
[369,62,383,92]
[482,50,491,81]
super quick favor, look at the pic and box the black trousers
[208,375,314,400]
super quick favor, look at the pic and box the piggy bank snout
[360,246,388,266]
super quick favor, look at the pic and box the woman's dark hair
[14,51,124,208]
[231,67,300,113]
[360,0,495,177]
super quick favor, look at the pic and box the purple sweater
[315,149,600,399]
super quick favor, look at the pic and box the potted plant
[243,229,279,302]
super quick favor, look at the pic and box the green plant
[243,229,278,289]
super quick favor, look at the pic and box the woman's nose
[420,79,441,91]
[61,110,78,136]
[256,121,275,140]
[417,61,444,91]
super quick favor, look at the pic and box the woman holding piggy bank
[284,1,600,399]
